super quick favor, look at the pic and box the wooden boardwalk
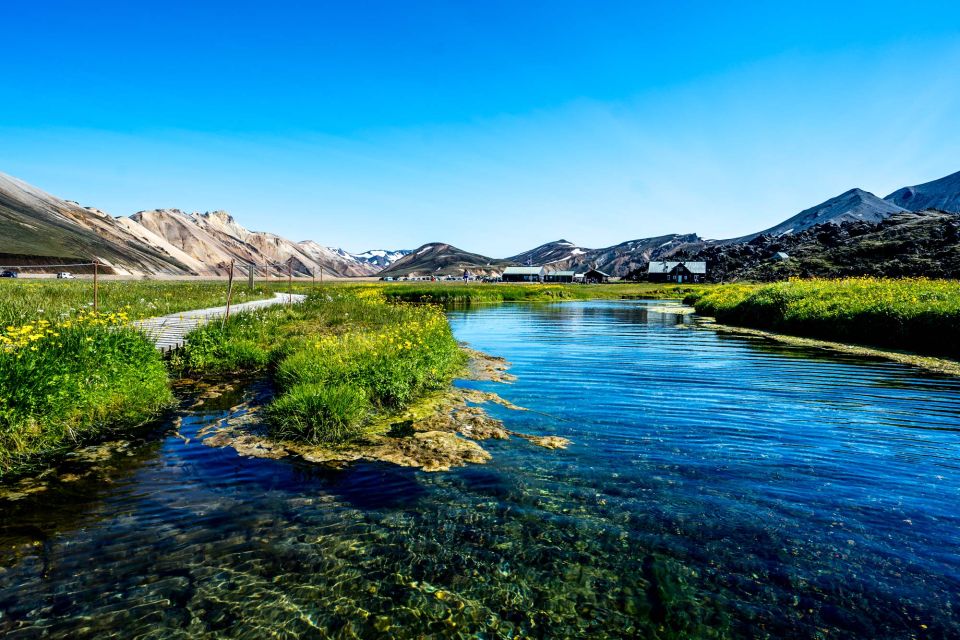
[134,293,306,353]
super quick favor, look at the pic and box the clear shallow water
[2,300,960,638]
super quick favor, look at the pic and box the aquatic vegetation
[686,277,960,357]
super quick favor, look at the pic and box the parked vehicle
[57,272,75,279]
[0,270,18,278]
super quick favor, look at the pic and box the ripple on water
[1,300,959,638]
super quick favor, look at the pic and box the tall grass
[0,312,172,476]
[686,278,960,357]
[0,279,282,326]
[180,287,466,444]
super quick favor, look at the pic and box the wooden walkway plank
[133,292,306,352]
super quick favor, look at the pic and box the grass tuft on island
[685,277,960,358]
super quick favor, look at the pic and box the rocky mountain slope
[731,189,907,242]
[657,210,960,282]
[584,234,704,275]
[885,170,960,213]
[508,240,591,268]
[0,171,390,277]
[338,248,411,270]
[379,243,512,277]
[129,209,380,277]
[3,167,959,280]
[0,172,192,275]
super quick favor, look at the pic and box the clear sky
[1,1,959,256]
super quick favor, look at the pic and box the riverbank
[685,277,960,359]
[692,318,960,377]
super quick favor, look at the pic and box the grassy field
[0,279,287,326]
[685,278,960,358]
[178,287,465,443]
[0,310,172,475]
[381,281,707,304]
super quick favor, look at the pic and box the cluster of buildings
[501,261,707,284]
[501,266,612,283]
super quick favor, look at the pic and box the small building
[583,268,611,284]
[772,251,790,262]
[647,261,707,283]
[502,266,546,282]
[545,270,575,283]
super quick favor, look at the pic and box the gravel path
[134,292,306,352]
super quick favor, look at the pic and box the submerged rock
[520,435,572,450]
[301,431,491,472]
[463,348,517,383]
[199,350,571,473]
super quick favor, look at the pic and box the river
[1,300,959,638]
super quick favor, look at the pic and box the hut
[502,266,545,282]
[583,268,611,284]
[646,261,707,283]
[545,270,575,283]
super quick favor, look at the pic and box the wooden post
[287,258,293,304]
[320,266,323,284]
[222,259,235,329]
[248,263,254,290]
[93,260,99,313]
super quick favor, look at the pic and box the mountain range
[382,170,960,278]
[1,168,958,279]
[0,172,408,277]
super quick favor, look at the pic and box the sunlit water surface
[1,300,959,638]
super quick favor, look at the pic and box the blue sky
[1,1,959,255]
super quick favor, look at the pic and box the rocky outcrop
[126,210,377,277]
[642,210,960,282]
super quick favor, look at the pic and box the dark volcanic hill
[379,243,513,277]
[646,210,960,281]
[508,240,592,269]
[885,170,960,213]
[588,234,704,275]
[732,188,907,243]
